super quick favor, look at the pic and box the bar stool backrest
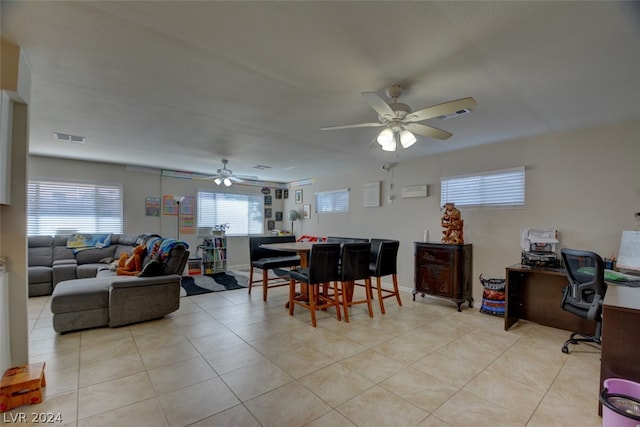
[370,239,400,277]
[341,242,371,282]
[308,243,341,284]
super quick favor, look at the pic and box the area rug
[180,268,290,297]
[180,271,248,296]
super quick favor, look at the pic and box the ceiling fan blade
[368,134,379,149]
[236,174,259,180]
[405,97,477,122]
[361,92,395,119]
[230,176,245,183]
[321,122,385,131]
[197,174,221,180]
[405,123,453,140]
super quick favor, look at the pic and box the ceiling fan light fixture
[400,130,417,148]
[223,178,232,187]
[381,139,396,152]
[377,128,394,146]
[214,177,222,185]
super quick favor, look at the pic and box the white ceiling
[2,1,639,183]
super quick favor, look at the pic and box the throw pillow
[139,259,164,277]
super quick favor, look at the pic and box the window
[315,188,349,213]
[440,167,525,208]
[28,180,123,235]
[197,190,263,236]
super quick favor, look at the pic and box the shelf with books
[198,236,227,274]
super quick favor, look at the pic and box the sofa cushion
[75,246,117,264]
[53,235,76,262]
[28,236,54,266]
[77,263,109,278]
[50,278,111,314]
[28,266,52,284]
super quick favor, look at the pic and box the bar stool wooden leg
[309,284,317,327]
[376,277,386,314]
[392,274,402,306]
[341,281,351,323]
[365,277,374,317]
[289,278,296,316]
[262,269,269,302]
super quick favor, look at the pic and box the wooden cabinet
[414,242,473,311]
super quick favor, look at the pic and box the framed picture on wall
[295,189,303,204]
[275,189,283,199]
[284,189,289,199]
[267,220,275,231]
[264,195,272,205]
[303,204,311,219]
[275,211,283,221]
[265,208,272,218]
[145,197,161,217]
[162,195,178,215]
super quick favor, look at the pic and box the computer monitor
[617,230,640,275]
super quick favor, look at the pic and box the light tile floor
[8,285,603,426]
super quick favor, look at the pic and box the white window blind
[197,191,263,236]
[440,167,525,208]
[315,188,349,213]
[28,180,123,235]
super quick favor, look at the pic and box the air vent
[438,109,472,120]
[253,164,272,170]
[54,132,86,143]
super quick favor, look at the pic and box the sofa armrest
[108,274,181,327]
[52,262,78,288]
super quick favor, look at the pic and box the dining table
[260,241,360,307]
[260,241,322,307]
[260,241,316,268]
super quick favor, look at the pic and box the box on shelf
[187,257,202,276]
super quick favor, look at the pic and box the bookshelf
[198,234,227,274]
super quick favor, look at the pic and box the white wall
[29,119,640,305]
[286,120,640,303]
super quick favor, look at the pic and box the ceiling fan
[321,85,476,151]
[204,159,256,186]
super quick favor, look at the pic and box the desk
[504,264,596,335]
[261,242,357,305]
[599,285,640,413]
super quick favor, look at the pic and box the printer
[520,228,560,268]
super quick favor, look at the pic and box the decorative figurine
[441,203,464,244]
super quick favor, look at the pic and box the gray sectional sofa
[28,233,147,297]
[28,233,189,333]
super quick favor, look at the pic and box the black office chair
[560,248,607,354]
[339,242,374,322]
[289,243,341,327]
[368,239,402,314]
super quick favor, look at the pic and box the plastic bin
[600,378,640,427]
